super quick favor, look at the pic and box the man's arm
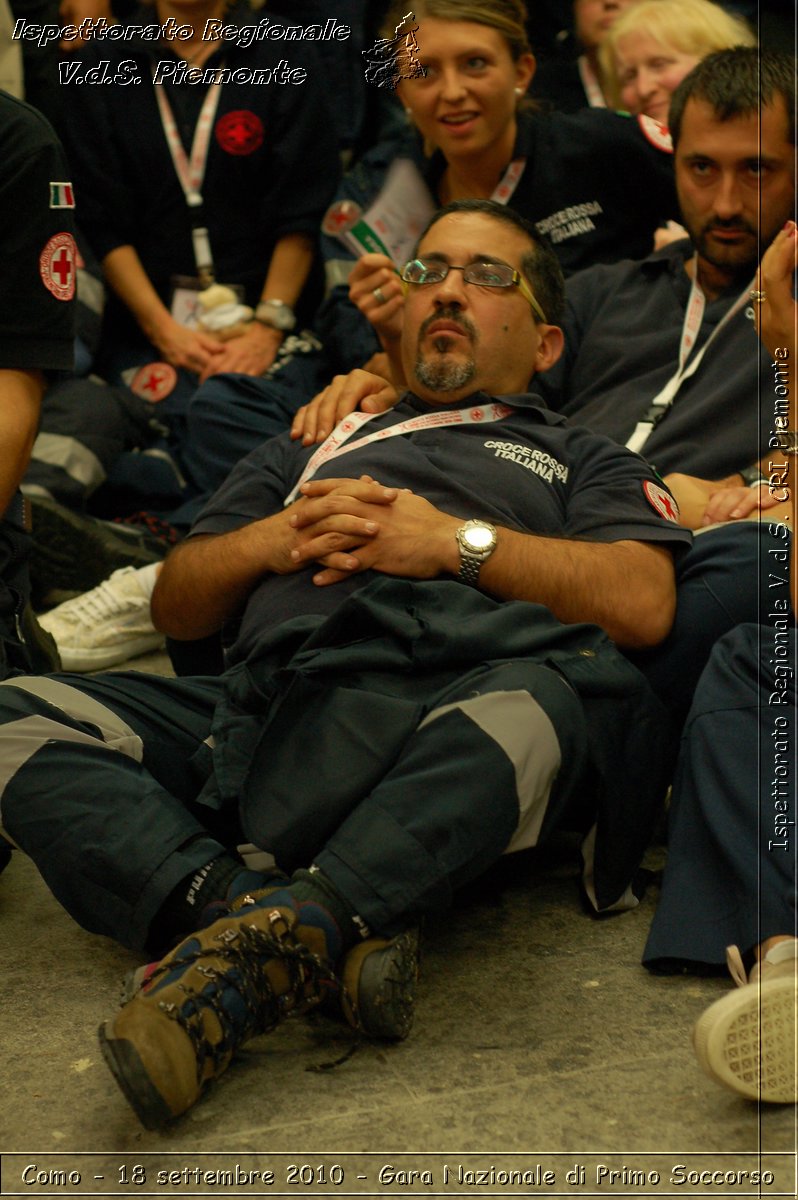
[0,370,44,516]
[290,479,677,649]
[151,477,398,640]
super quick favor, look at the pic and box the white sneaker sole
[692,976,797,1103]
[57,634,165,671]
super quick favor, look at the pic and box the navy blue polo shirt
[191,391,692,664]
[538,239,772,478]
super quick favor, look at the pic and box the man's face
[400,211,559,404]
[676,97,796,281]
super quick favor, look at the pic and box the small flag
[50,181,75,209]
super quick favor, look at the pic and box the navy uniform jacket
[538,239,772,479]
[317,107,677,372]
[191,389,692,665]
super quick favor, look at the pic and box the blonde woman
[601,0,755,124]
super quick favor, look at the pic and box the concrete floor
[1,647,795,1197]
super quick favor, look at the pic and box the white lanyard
[577,56,607,109]
[625,267,753,455]
[492,158,526,205]
[284,401,513,505]
[153,72,224,281]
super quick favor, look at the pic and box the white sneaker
[38,566,164,671]
[692,940,797,1103]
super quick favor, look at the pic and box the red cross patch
[322,200,361,236]
[637,114,673,154]
[39,232,77,301]
[130,362,178,403]
[215,110,264,156]
[643,480,680,523]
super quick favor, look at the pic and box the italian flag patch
[49,181,75,209]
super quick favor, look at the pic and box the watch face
[464,525,495,552]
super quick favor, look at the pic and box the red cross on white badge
[39,232,77,301]
[643,480,680,523]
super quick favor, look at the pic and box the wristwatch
[455,519,497,586]
[738,464,768,487]
[774,430,798,455]
[254,299,296,332]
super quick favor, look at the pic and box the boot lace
[151,921,339,1082]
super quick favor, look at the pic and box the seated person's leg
[642,624,796,1103]
[99,657,623,1129]
[176,346,329,514]
[629,522,787,732]
[0,670,241,951]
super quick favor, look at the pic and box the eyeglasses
[400,258,547,323]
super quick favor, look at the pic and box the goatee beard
[414,356,477,392]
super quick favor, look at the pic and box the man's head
[401,199,565,404]
[669,48,796,282]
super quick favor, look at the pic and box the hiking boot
[29,496,167,607]
[38,566,163,671]
[339,927,419,1040]
[124,924,420,1041]
[692,940,797,1103]
[99,888,342,1128]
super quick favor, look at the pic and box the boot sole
[692,976,797,1103]
[342,927,420,1040]
[98,1022,176,1130]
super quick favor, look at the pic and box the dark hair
[381,0,532,63]
[413,198,565,324]
[669,47,796,147]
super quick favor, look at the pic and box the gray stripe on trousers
[419,689,561,852]
[0,677,143,807]
[29,431,105,489]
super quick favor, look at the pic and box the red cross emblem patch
[215,110,264,156]
[39,232,77,301]
[643,480,680,523]
[638,114,673,154]
[130,362,178,403]
[322,200,361,236]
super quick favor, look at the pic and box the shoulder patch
[39,232,76,301]
[49,181,75,209]
[637,114,673,154]
[643,480,680,523]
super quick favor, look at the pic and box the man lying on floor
[0,201,689,1127]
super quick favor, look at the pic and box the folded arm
[291,478,677,649]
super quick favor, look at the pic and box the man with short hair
[0,200,689,1127]
[541,46,795,489]
[286,47,795,725]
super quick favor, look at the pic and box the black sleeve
[258,51,342,242]
[0,95,75,371]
